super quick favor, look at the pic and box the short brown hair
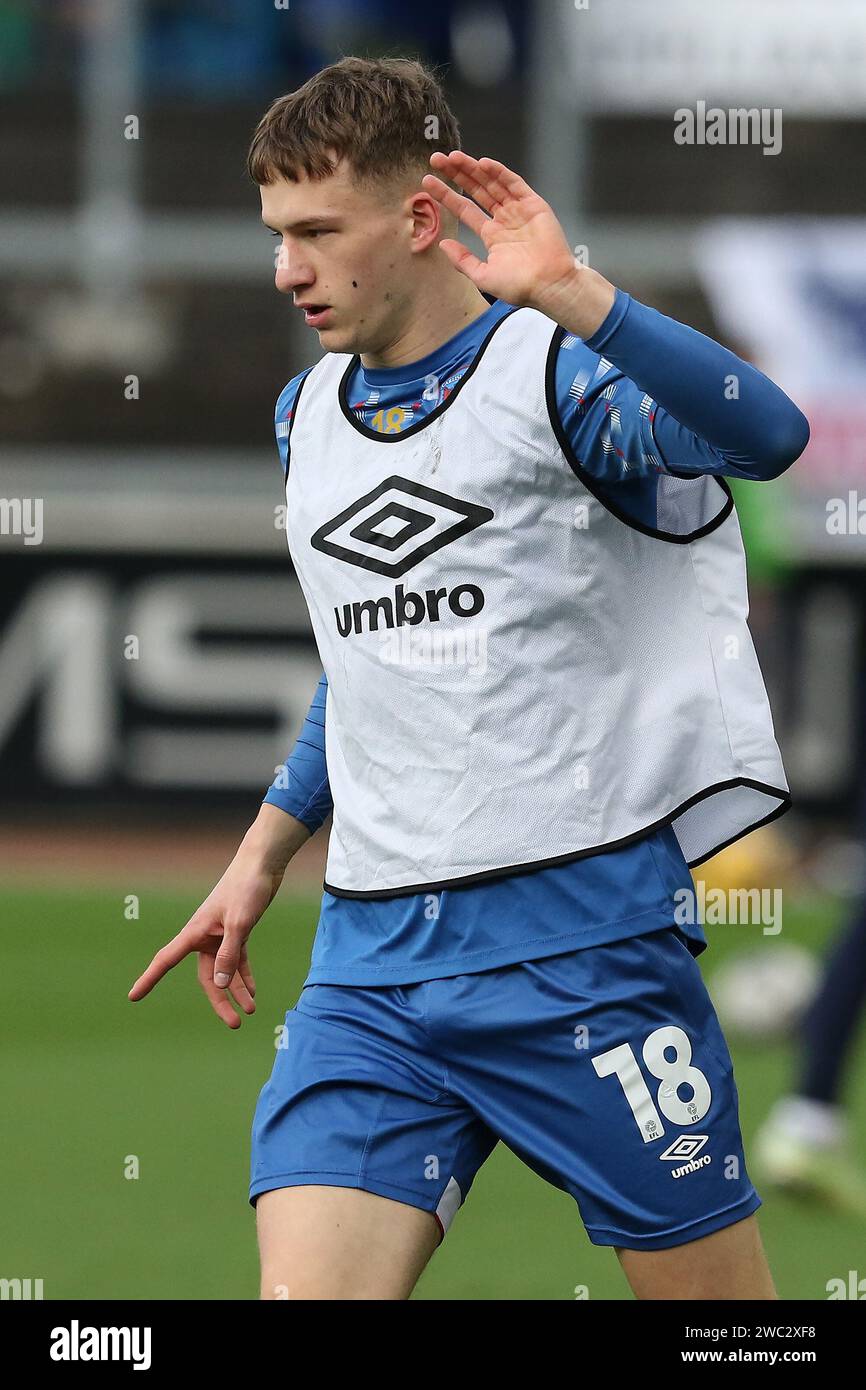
[247,55,462,191]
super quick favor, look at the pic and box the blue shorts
[249,926,761,1250]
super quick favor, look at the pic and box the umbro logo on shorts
[660,1134,709,1160]
[659,1134,712,1179]
[310,475,494,579]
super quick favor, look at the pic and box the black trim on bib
[323,776,792,899]
[337,306,521,442]
[686,789,793,867]
[544,324,735,544]
[283,367,313,481]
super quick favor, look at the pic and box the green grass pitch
[2,883,864,1300]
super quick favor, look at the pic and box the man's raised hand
[422,151,578,310]
[422,151,616,337]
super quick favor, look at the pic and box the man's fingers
[207,927,255,1022]
[429,152,533,211]
[428,151,501,214]
[212,927,244,990]
[421,174,490,239]
[475,156,535,202]
[237,951,256,999]
[128,917,254,1026]
[128,931,198,1001]
[197,953,242,1029]
[227,971,256,1015]
[437,238,487,286]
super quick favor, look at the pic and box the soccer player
[129,57,811,1300]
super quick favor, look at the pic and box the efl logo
[311,475,493,579]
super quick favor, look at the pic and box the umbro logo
[311,475,494,579]
[659,1134,712,1179]
[659,1135,709,1161]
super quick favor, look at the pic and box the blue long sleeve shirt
[264,289,808,985]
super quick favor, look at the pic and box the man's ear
[406,188,447,253]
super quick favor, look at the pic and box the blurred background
[2,0,865,1300]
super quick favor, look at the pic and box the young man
[129,57,810,1300]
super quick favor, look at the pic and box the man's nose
[274,243,312,295]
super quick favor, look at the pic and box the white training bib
[283,306,790,898]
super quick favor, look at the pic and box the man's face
[260,157,425,356]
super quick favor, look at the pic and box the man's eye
[267,228,332,239]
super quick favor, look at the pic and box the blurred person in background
[755,767,866,1218]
